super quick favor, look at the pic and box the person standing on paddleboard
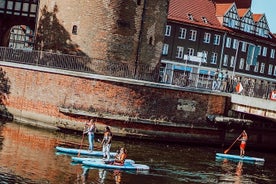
[83,119,96,152]
[239,130,248,157]
[101,126,112,160]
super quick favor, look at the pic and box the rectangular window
[201,50,208,62]
[176,46,184,59]
[187,48,194,56]
[223,54,228,66]
[213,34,220,45]
[245,63,250,71]
[211,52,217,64]
[260,63,265,73]
[239,58,245,69]
[241,42,247,52]
[165,25,171,36]
[203,32,211,43]
[274,66,276,76]
[271,49,275,58]
[178,28,186,39]
[162,44,169,55]
[230,56,235,67]
[262,47,267,56]
[226,37,231,48]
[268,64,273,75]
[257,45,261,55]
[254,62,259,72]
[189,30,197,41]
[232,39,238,49]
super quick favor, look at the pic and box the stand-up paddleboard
[56,146,116,157]
[72,157,135,164]
[82,160,150,171]
[216,153,265,163]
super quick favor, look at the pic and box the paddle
[78,127,86,157]
[224,133,242,154]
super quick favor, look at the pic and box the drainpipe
[219,32,227,71]
[134,0,147,78]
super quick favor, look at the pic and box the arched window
[9,25,34,50]
[72,25,78,35]
[149,36,153,45]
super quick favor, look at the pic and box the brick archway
[0,0,39,47]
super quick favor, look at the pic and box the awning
[173,65,192,72]
[199,69,209,75]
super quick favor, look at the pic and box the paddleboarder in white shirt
[101,126,112,160]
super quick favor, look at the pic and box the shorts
[240,143,246,150]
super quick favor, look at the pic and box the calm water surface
[0,121,275,184]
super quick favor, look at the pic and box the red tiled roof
[168,0,223,29]
[168,0,274,36]
[215,3,233,16]
[237,8,249,17]
[252,14,263,22]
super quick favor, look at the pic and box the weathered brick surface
[37,0,168,68]
[2,66,228,126]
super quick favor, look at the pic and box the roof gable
[215,3,233,17]
[237,8,249,17]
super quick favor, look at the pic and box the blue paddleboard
[82,160,150,171]
[56,146,116,157]
[216,153,265,163]
[72,157,135,164]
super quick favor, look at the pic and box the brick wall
[37,0,168,68]
[2,65,229,129]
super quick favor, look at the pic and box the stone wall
[1,64,229,132]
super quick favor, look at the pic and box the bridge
[231,93,276,121]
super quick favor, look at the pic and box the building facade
[160,0,276,95]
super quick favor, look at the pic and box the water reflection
[113,170,122,184]
[98,169,107,183]
[0,122,275,184]
[81,167,89,184]
[77,167,119,184]
[218,158,256,184]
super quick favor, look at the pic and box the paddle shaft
[224,133,242,154]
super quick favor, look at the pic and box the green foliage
[0,67,10,105]
[0,67,12,120]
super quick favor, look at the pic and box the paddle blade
[223,149,229,154]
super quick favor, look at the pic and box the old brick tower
[0,0,169,77]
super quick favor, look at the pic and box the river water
[0,121,275,184]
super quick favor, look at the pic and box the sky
[251,0,276,33]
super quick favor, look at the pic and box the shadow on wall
[35,4,86,56]
[34,4,100,73]
[0,67,13,121]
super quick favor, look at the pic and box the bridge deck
[231,94,276,120]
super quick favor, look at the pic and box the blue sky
[251,0,276,33]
